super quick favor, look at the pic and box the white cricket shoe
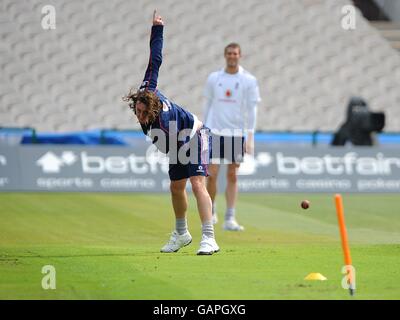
[160,231,192,253]
[197,235,220,255]
[212,213,218,225]
[223,218,244,231]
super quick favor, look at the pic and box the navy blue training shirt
[139,25,200,153]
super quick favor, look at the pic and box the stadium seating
[1,0,400,132]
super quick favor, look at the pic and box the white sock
[202,221,214,238]
[225,208,235,221]
[176,218,188,235]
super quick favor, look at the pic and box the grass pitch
[0,193,399,299]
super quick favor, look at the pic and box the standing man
[203,43,261,231]
[124,11,219,255]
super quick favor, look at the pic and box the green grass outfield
[0,192,399,300]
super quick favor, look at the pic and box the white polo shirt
[203,66,261,137]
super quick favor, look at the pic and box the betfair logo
[238,153,273,176]
[36,151,77,173]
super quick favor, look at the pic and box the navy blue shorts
[168,126,211,181]
[210,134,245,163]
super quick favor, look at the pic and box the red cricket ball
[301,200,310,209]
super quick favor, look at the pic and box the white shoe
[223,218,244,231]
[197,235,220,255]
[212,213,218,225]
[160,231,192,253]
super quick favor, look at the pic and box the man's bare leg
[170,178,188,221]
[224,163,244,231]
[191,176,212,223]
[206,164,220,224]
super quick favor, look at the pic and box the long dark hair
[123,88,162,124]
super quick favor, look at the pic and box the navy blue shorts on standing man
[210,134,245,164]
